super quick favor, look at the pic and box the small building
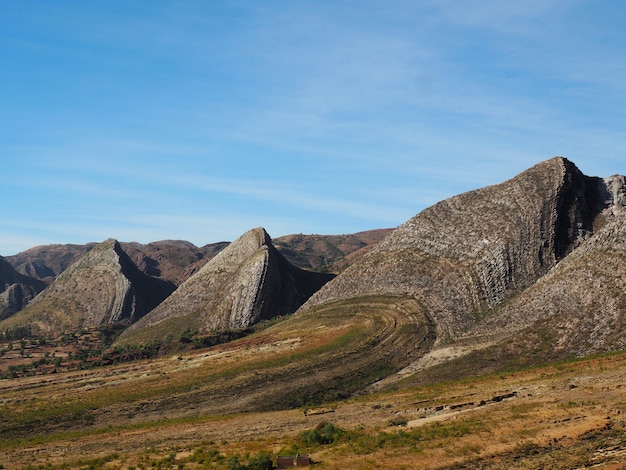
[276,454,311,468]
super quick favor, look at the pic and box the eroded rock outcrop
[119,228,334,343]
[0,257,46,320]
[0,239,176,334]
[464,198,626,358]
[299,158,626,346]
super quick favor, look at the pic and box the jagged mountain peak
[118,227,333,344]
[300,157,626,347]
[373,156,583,259]
[0,238,175,335]
[199,227,272,276]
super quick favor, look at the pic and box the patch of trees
[0,326,258,379]
[0,326,33,341]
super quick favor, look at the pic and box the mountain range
[0,227,386,338]
[1,157,625,383]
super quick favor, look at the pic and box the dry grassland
[1,309,626,469]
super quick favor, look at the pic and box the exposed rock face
[300,158,626,348]
[120,228,334,342]
[0,239,176,334]
[465,193,626,358]
[0,257,46,320]
[7,231,387,286]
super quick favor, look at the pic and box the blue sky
[2,1,626,255]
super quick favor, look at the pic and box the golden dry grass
[1,320,626,469]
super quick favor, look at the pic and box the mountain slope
[3,156,626,461]
[299,157,626,361]
[0,239,176,335]
[6,243,97,283]
[5,229,386,286]
[118,228,334,343]
[6,241,228,286]
[0,257,47,321]
[461,194,626,360]
[121,240,229,285]
[273,229,393,273]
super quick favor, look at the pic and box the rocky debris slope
[300,158,626,350]
[0,257,46,321]
[119,228,334,343]
[0,239,176,334]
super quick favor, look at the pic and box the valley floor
[2,342,626,469]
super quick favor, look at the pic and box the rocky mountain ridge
[3,156,626,470]
[6,240,228,287]
[6,231,386,287]
[119,228,334,343]
[1,157,625,383]
[298,157,626,364]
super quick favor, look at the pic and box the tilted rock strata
[120,228,334,342]
[465,207,626,358]
[1,239,176,334]
[6,240,228,287]
[300,158,626,347]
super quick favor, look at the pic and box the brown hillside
[273,229,393,272]
[6,243,96,283]
[7,240,228,286]
[121,240,229,285]
[6,230,383,286]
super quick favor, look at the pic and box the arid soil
[1,320,626,469]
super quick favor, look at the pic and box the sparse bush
[299,422,343,446]
[389,417,408,427]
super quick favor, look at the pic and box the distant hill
[273,229,393,273]
[0,257,46,321]
[6,240,228,286]
[6,231,389,285]
[0,230,388,337]
[120,240,229,285]
[7,243,97,283]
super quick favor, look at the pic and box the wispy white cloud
[2,1,626,255]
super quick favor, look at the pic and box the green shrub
[299,422,343,446]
